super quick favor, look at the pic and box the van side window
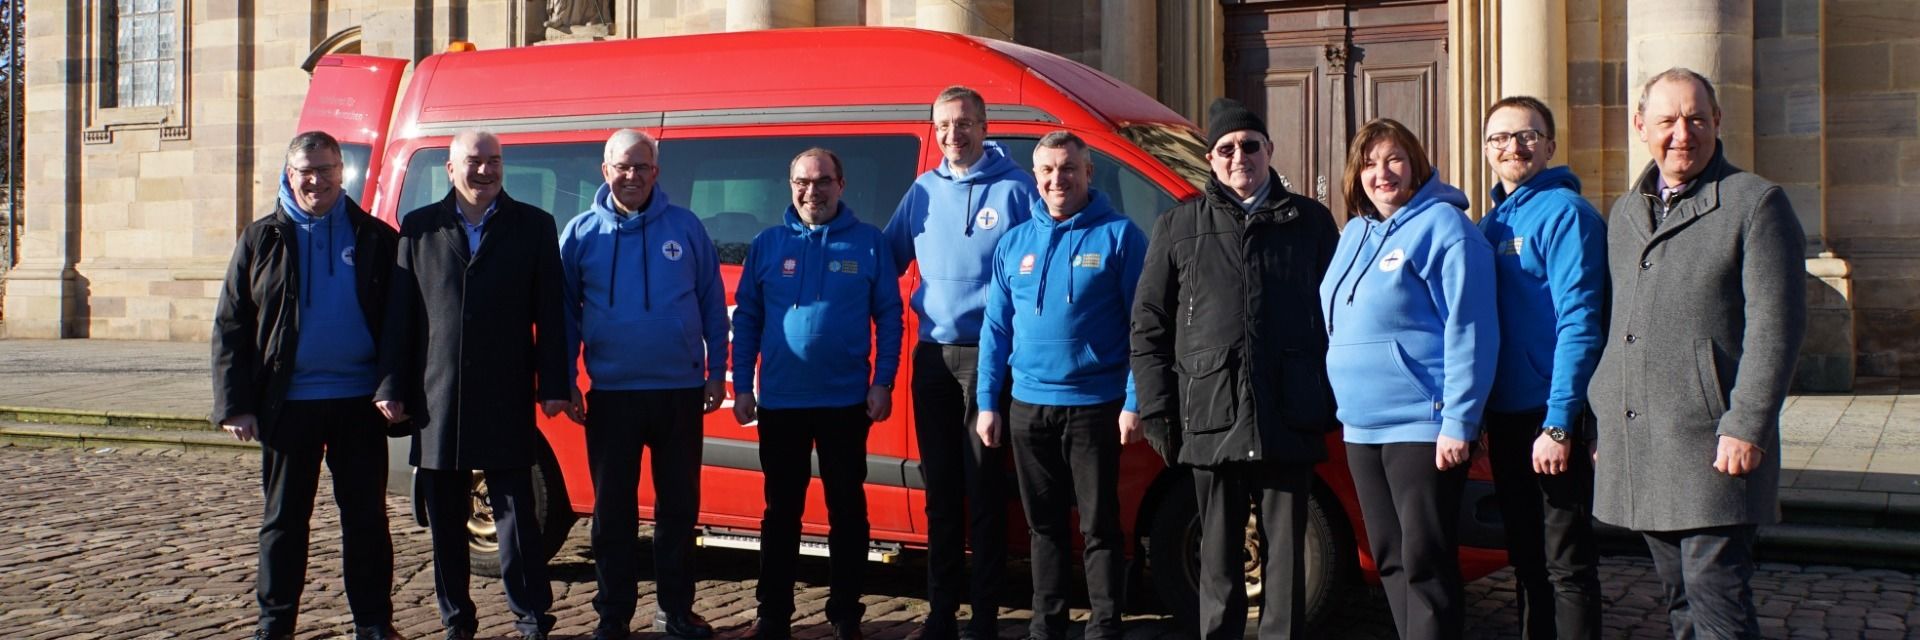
[657,135,918,264]
[392,135,918,265]
[990,137,1178,232]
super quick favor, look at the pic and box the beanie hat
[1206,98,1267,148]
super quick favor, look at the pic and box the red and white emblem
[1018,254,1036,275]
[781,257,798,277]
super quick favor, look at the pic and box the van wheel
[468,440,576,578]
[1146,476,1356,629]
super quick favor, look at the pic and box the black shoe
[655,611,715,639]
[741,619,790,640]
[591,623,632,640]
[958,626,995,640]
[251,630,291,640]
[910,618,958,640]
[354,625,407,640]
[523,631,549,640]
[831,621,865,640]
[442,628,475,640]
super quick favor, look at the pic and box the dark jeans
[911,342,1009,634]
[755,403,873,628]
[586,387,705,629]
[1487,411,1601,640]
[255,396,393,634]
[1643,525,1760,640]
[1347,442,1469,640]
[418,465,554,636]
[1008,399,1126,640]
[1190,461,1314,640]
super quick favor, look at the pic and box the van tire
[468,439,576,578]
[1146,475,1356,630]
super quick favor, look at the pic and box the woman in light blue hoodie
[1319,119,1498,640]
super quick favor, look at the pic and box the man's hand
[1532,430,1572,475]
[1436,434,1471,470]
[541,399,570,419]
[866,385,893,422]
[567,388,588,425]
[1713,434,1764,477]
[733,392,758,426]
[703,379,726,415]
[1118,410,1142,445]
[975,411,1004,448]
[375,400,408,424]
[221,414,258,443]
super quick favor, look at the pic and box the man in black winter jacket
[1130,99,1340,639]
[211,131,403,640]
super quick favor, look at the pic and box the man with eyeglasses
[1132,98,1340,639]
[882,85,1036,640]
[1477,96,1607,639]
[557,129,725,640]
[733,147,903,640]
[214,130,404,640]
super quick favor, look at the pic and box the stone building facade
[5,0,1914,389]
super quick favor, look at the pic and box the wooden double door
[1224,0,1450,224]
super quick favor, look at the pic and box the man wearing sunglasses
[1131,98,1341,639]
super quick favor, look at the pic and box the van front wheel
[1146,475,1356,630]
[467,441,576,578]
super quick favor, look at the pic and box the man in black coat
[1130,99,1340,639]
[213,130,403,640]
[376,129,572,640]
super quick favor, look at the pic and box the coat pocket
[1176,345,1238,435]
[1695,339,1728,418]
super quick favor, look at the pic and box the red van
[296,26,1507,627]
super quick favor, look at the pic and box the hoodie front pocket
[1325,339,1439,428]
[1176,346,1238,435]
[582,315,702,383]
[1009,338,1096,384]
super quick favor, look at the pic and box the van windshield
[1115,123,1211,193]
[393,135,919,264]
[340,143,372,204]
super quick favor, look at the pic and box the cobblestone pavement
[2,445,1915,640]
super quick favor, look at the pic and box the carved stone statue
[545,0,611,34]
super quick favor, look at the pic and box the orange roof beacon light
[445,40,477,53]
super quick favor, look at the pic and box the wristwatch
[1543,426,1569,443]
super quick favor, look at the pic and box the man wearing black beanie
[1131,98,1341,639]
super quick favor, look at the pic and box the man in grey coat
[1587,68,1807,640]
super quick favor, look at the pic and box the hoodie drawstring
[1326,218,1378,335]
[640,220,652,312]
[961,184,979,236]
[609,228,621,308]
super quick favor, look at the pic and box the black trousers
[586,387,705,629]
[911,342,1009,634]
[1642,525,1760,640]
[756,403,873,628]
[255,396,393,634]
[1346,442,1468,640]
[1190,461,1314,640]
[418,465,554,635]
[1008,399,1126,640]
[1486,411,1601,640]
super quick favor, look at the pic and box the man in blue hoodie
[975,131,1145,640]
[558,129,726,640]
[882,85,1035,640]
[212,131,402,640]
[732,147,904,640]
[1478,97,1607,640]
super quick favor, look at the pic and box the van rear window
[394,135,918,264]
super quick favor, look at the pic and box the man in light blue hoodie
[732,147,904,640]
[975,132,1145,640]
[882,85,1035,640]
[1478,97,1607,640]
[558,129,727,640]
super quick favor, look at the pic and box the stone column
[1499,0,1569,126]
[1447,0,1498,216]
[727,0,815,31]
[1100,0,1155,95]
[915,0,1013,40]
[1625,0,1754,173]
[3,0,85,337]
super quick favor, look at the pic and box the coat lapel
[435,193,473,266]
